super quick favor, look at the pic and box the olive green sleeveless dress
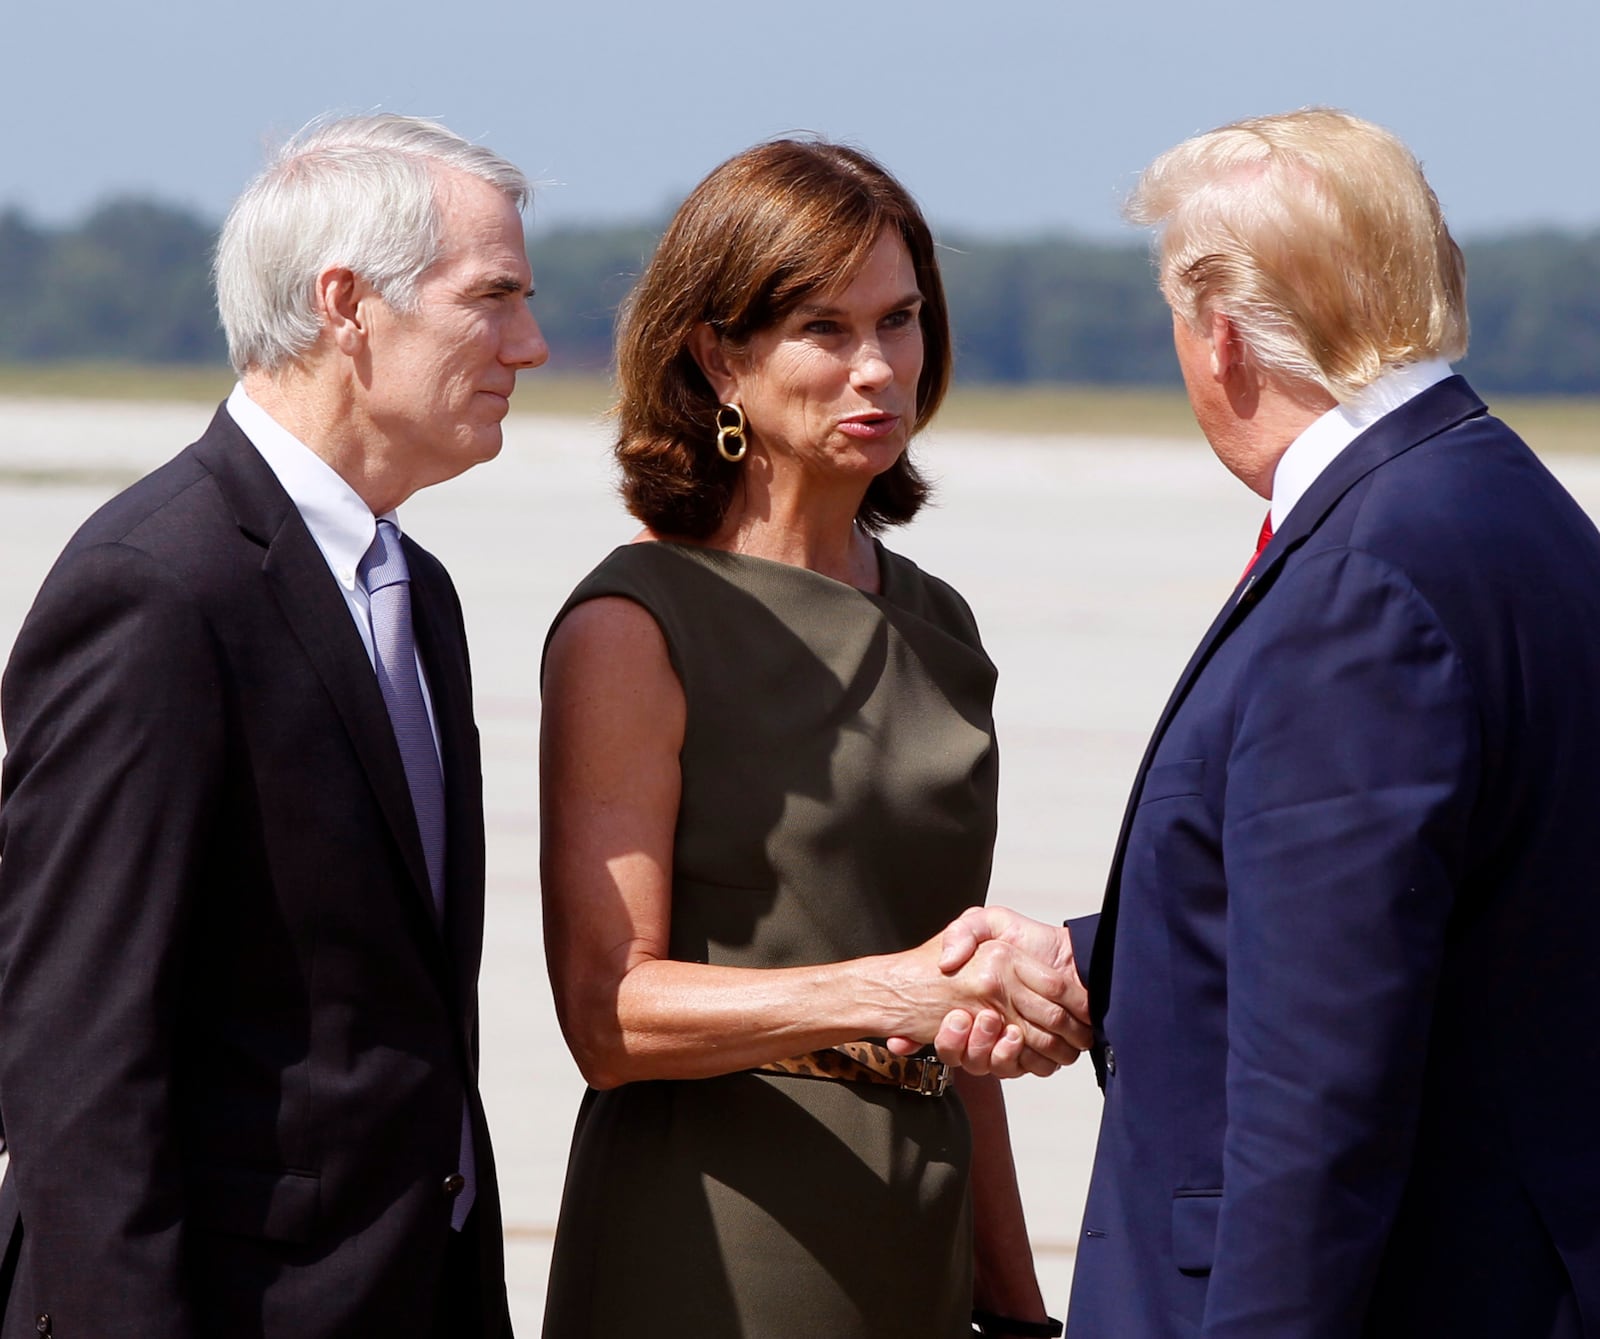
[539,540,999,1338]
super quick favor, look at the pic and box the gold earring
[715,404,747,463]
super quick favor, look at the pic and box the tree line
[2,199,1596,394]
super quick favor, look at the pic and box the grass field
[2,363,1595,454]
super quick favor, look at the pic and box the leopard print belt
[753,1040,952,1097]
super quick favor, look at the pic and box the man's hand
[888,907,1092,1077]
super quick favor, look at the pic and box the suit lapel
[190,408,444,941]
[1090,377,1490,1029]
[1258,376,1487,582]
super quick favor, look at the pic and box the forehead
[807,228,916,305]
[429,169,530,280]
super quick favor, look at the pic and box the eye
[882,309,914,329]
[804,319,842,336]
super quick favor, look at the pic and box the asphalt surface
[4,396,1596,1329]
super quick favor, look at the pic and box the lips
[837,412,901,439]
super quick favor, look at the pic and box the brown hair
[613,139,951,538]
[1126,108,1467,401]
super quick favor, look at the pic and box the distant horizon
[6,189,1596,249]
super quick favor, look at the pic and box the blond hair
[1125,108,1467,401]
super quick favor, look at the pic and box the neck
[1230,376,1336,500]
[242,365,409,515]
[710,466,878,590]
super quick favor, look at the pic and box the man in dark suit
[0,113,547,1338]
[937,110,1600,1337]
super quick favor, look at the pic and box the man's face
[359,169,548,495]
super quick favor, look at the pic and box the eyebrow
[795,290,924,317]
[481,274,535,297]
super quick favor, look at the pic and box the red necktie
[1240,512,1273,582]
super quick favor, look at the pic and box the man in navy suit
[0,114,547,1337]
[938,109,1600,1337]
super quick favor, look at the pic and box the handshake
[886,907,1093,1079]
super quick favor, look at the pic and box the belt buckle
[905,1057,951,1097]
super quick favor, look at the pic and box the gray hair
[215,113,530,374]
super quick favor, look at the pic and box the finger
[1012,991,1093,1051]
[1017,1000,1093,1054]
[1014,1013,1091,1068]
[977,908,1074,971]
[941,904,1055,973]
[937,908,990,973]
[966,1008,1008,1072]
[932,1008,977,1067]
[978,1027,1060,1080]
[1008,948,1090,1022]
[884,1035,920,1057]
[1012,1040,1063,1079]
[987,1023,1026,1077]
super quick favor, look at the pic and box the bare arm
[540,597,1079,1088]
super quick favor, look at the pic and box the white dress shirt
[1270,359,1455,532]
[225,383,441,754]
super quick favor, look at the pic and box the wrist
[859,941,943,1040]
[971,1309,1063,1338]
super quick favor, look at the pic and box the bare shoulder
[543,594,684,759]
[546,595,671,682]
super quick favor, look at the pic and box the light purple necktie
[359,519,476,1229]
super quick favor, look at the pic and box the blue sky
[5,0,1596,241]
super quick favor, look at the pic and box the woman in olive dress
[539,139,1079,1338]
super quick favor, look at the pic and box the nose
[849,339,893,393]
[505,304,550,371]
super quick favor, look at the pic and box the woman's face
[721,228,925,488]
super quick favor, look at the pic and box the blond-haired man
[938,110,1600,1337]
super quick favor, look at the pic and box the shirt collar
[1270,359,1454,531]
[227,383,400,591]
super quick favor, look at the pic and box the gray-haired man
[0,113,546,1338]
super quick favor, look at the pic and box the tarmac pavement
[4,395,1597,1329]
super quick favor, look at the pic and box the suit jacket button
[1103,1045,1117,1076]
[442,1172,466,1197]
[35,1316,51,1336]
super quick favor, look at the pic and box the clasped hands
[889,907,1093,1078]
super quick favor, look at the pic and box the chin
[470,423,506,459]
[863,439,910,474]
[430,435,503,486]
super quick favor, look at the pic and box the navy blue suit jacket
[1067,377,1600,1338]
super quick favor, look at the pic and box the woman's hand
[876,928,1089,1074]
[886,909,1092,1076]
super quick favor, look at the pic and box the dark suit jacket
[1066,378,1600,1338]
[0,407,510,1337]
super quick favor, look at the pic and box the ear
[687,323,740,404]
[315,267,370,356]
[1207,312,1241,381]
